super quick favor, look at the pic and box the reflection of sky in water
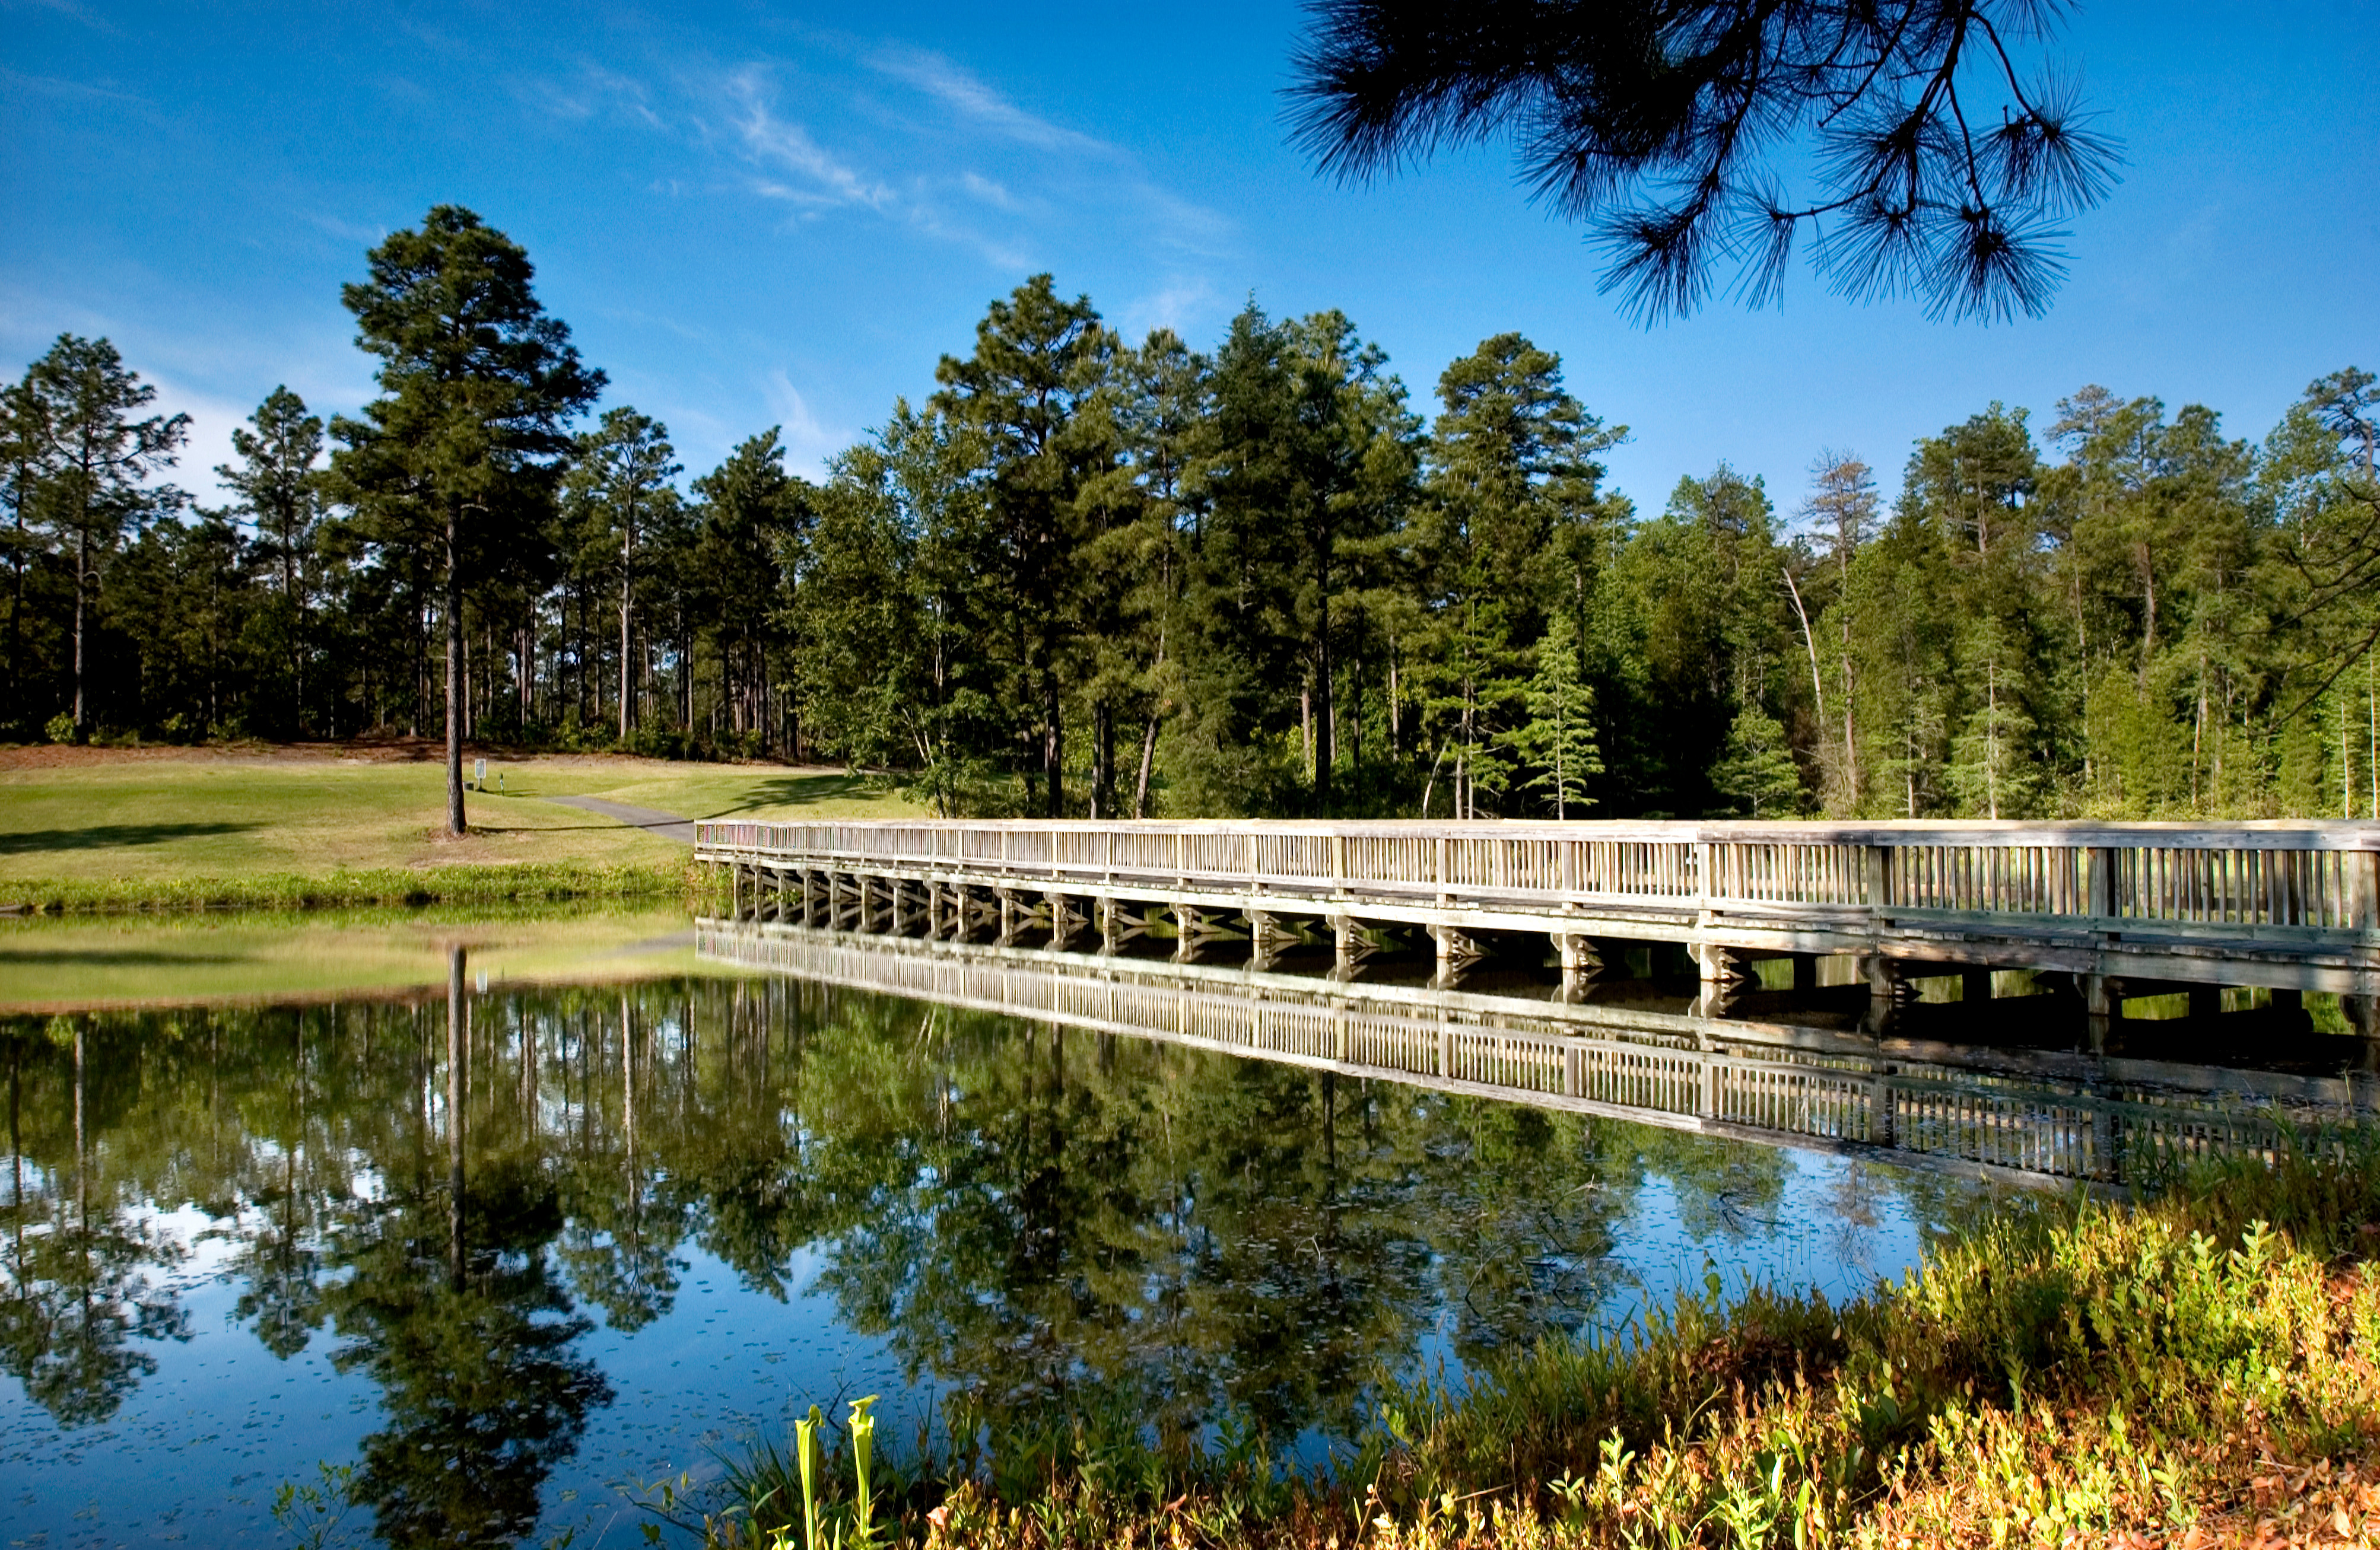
[0,984,1990,1549]
[1,1157,1969,1548]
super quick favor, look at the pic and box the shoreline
[688,1144,2380,1548]
[0,858,705,915]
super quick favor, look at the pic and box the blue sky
[5,0,2376,521]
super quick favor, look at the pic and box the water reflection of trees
[0,1020,188,1426]
[0,971,1959,1538]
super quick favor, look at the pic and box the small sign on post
[473,758,487,790]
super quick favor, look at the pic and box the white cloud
[516,62,666,129]
[959,171,1027,213]
[901,192,1039,271]
[760,371,851,480]
[144,377,263,509]
[1121,278,1224,339]
[1,279,374,512]
[861,47,1232,258]
[527,42,1239,284]
[302,210,387,247]
[727,68,892,211]
[866,47,1107,157]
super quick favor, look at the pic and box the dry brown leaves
[2144,1454,2380,1549]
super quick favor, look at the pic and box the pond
[0,911,2360,1548]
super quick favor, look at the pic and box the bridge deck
[698,819,2380,1007]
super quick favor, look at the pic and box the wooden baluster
[2351,844,2379,932]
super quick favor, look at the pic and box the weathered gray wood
[699,817,2380,1001]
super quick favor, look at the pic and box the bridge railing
[694,819,2380,935]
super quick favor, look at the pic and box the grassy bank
[695,1143,2380,1548]
[0,900,731,1009]
[0,858,691,914]
[0,743,916,911]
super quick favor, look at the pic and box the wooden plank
[693,817,2380,1000]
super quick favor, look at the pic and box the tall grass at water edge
[691,1132,2380,1548]
[1,859,704,913]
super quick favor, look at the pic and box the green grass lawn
[0,902,736,1008]
[0,746,923,897]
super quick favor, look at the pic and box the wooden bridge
[695,919,2380,1192]
[694,819,2380,1037]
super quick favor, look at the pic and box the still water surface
[0,961,1995,1547]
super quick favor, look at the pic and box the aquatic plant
[708,1136,2380,1545]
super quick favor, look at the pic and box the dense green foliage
[5,217,2376,818]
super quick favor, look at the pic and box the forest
[4,209,2377,822]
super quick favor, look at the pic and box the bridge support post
[1329,915,1378,979]
[948,886,986,943]
[2083,973,2117,1053]
[996,889,1021,947]
[1696,944,1754,1017]
[1963,967,1994,1007]
[1861,955,1909,1032]
[1247,909,1298,971]
[2188,984,2222,1021]
[1174,905,1200,962]
[1793,953,1821,994]
[1047,892,1088,951]
[1429,924,1486,987]
[1552,934,1602,1001]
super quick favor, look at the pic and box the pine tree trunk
[71,531,87,737]
[7,508,24,727]
[1315,604,1334,817]
[446,509,466,836]
[1043,670,1062,818]
[1134,713,1159,818]
[1092,701,1114,820]
[618,549,632,743]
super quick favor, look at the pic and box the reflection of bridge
[696,920,2380,1193]
[694,820,2380,1040]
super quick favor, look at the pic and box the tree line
[4,205,2376,821]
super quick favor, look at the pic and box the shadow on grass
[0,822,258,855]
[688,771,897,819]
[0,950,242,966]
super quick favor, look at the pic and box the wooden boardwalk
[695,819,2380,1035]
[697,919,2379,1192]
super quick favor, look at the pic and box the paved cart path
[546,795,699,845]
